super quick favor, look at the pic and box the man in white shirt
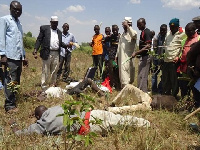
[33,16,67,90]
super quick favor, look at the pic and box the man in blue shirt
[57,23,77,81]
[0,1,28,112]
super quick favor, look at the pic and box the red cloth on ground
[101,76,112,93]
[78,111,91,135]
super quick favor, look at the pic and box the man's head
[112,24,119,35]
[123,17,132,31]
[105,27,111,36]
[169,18,179,35]
[185,22,196,38]
[160,24,167,36]
[137,18,146,31]
[94,25,100,35]
[35,105,47,120]
[10,1,22,20]
[192,16,200,30]
[151,30,155,39]
[50,16,58,30]
[62,23,69,34]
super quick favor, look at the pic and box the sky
[0,0,200,43]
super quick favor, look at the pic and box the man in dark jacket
[33,16,67,90]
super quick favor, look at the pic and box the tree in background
[23,31,36,50]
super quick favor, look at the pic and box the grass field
[0,50,199,150]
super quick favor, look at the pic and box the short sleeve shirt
[108,33,120,60]
[139,28,152,56]
[92,34,103,55]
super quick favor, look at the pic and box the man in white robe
[115,17,137,89]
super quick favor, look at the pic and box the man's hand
[131,52,136,58]
[23,58,28,67]
[1,55,7,66]
[68,42,73,49]
[173,57,179,63]
[32,49,38,59]
[114,57,118,64]
[8,119,19,133]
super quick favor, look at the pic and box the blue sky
[0,0,200,43]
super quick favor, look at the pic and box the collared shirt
[164,28,186,62]
[50,28,59,50]
[60,32,77,57]
[0,15,25,60]
[139,28,152,56]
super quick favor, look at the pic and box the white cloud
[0,4,9,16]
[66,5,85,12]
[161,0,200,10]
[67,16,97,25]
[54,5,85,18]
[130,0,141,4]
[35,16,49,22]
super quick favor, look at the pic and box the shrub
[23,36,36,50]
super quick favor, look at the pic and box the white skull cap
[51,16,58,22]
[124,17,132,23]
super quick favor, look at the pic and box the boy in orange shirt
[90,25,103,76]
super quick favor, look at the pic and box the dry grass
[0,50,199,150]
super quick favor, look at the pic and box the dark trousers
[108,59,120,90]
[151,59,162,94]
[0,62,5,84]
[57,51,71,79]
[162,62,179,97]
[179,73,190,98]
[4,59,22,111]
[192,86,200,107]
[67,78,104,96]
[137,55,151,92]
[92,55,102,76]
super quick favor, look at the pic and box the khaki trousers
[41,51,59,90]
[108,84,152,113]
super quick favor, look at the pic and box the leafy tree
[26,31,32,37]
[23,32,36,50]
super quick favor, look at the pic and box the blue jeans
[4,59,22,111]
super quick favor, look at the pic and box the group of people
[0,0,200,136]
[90,15,200,108]
[0,1,77,112]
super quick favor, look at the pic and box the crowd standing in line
[0,1,199,122]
